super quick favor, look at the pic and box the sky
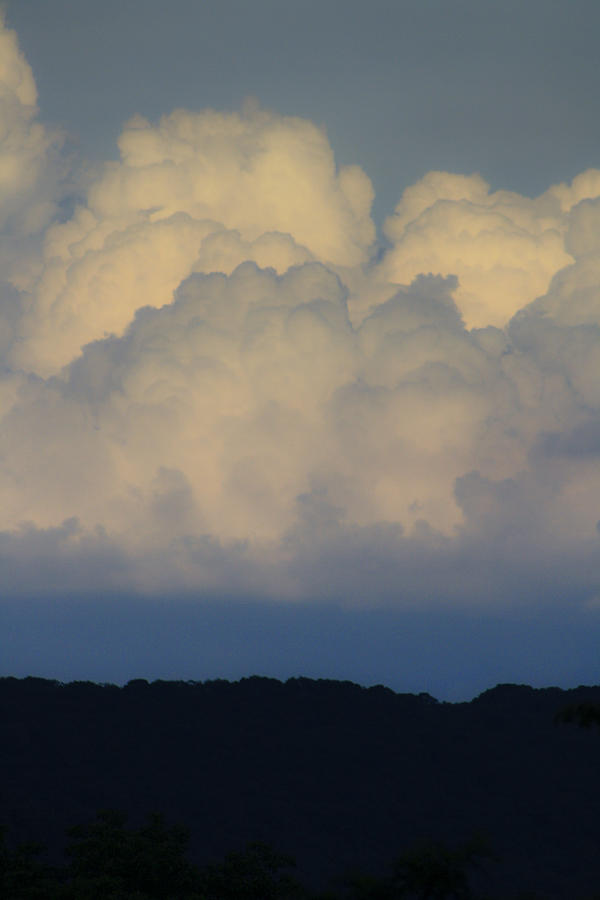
[1,0,600,701]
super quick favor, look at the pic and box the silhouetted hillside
[1,676,600,897]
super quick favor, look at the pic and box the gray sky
[8,0,600,225]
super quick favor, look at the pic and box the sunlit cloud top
[0,11,599,616]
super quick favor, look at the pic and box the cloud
[0,17,600,612]
[0,13,70,366]
[9,100,374,376]
[0,13,65,258]
[376,169,600,329]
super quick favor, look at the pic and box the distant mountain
[1,676,600,898]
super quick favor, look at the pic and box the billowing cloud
[0,14,65,261]
[9,99,374,376]
[377,169,600,329]
[0,17,600,611]
[0,13,68,363]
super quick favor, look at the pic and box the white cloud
[9,100,375,376]
[0,17,600,609]
[0,14,64,256]
[378,170,585,329]
[0,13,69,371]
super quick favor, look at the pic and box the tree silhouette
[390,836,492,899]
[200,840,304,900]
[0,825,58,900]
[345,835,495,900]
[555,703,600,729]
[60,809,202,899]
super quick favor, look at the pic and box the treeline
[2,677,600,897]
[0,808,556,899]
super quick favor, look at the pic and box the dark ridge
[1,675,600,898]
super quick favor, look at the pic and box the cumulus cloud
[1,17,600,609]
[0,14,65,259]
[376,169,600,329]
[9,100,374,376]
[0,13,70,363]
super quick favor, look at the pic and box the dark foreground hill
[1,675,600,898]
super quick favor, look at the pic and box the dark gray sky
[2,594,598,701]
[8,0,600,225]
